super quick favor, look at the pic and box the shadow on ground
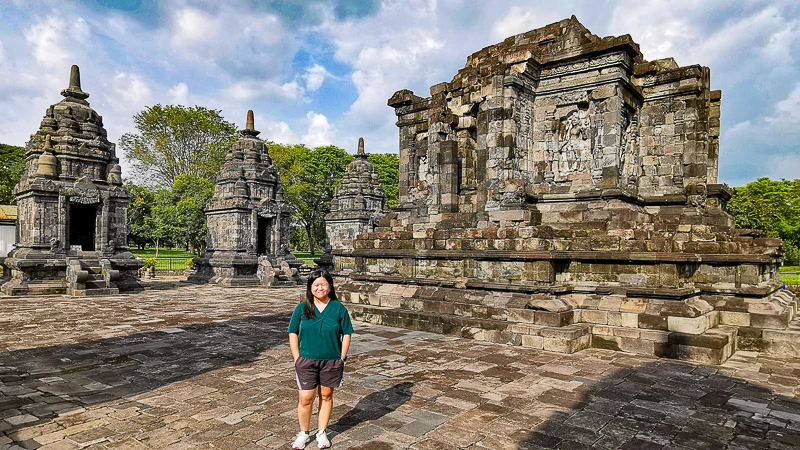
[0,314,290,435]
[516,358,800,450]
[329,382,414,437]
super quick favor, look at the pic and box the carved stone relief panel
[551,104,594,183]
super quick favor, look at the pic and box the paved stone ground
[1,277,799,449]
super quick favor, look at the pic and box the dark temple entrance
[257,217,271,255]
[69,203,97,251]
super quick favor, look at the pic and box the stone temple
[326,137,387,273]
[335,17,798,364]
[1,65,142,296]
[189,111,299,287]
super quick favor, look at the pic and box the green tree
[269,143,353,255]
[119,105,237,186]
[0,143,26,204]
[170,175,214,253]
[125,182,155,250]
[368,153,399,209]
[727,177,800,265]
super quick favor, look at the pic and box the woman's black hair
[304,269,337,319]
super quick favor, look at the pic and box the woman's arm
[289,332,300,362]
[340,334,351,360]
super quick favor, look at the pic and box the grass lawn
[780,265,800,285]
[292,252,317,265]
[131,248,317,265]
[130,248,198,259]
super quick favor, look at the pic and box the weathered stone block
[719,311,750,326]
[667,315,711,335]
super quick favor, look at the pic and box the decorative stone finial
[358,137,365,156]
[241,109,260,137]
[246,110,255,131]
[60,65,90,100]
[36,135,58,178]
[69,65,81,90]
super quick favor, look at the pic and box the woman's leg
[297,389,316,431]
[317,385,334,430]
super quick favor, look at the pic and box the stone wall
[336,17,797,364]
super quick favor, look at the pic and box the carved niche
[551,105,594,182]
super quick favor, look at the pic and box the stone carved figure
[619,108,640,188]
[555,109,591,179]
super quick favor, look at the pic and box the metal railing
[152,257,190,271]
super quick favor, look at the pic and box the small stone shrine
[1,65,142,296]
[336,17,798,364]
[189,111,299,287]
[326,137,387,273]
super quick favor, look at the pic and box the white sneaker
[292,431,311,449]
[316,429,331,449]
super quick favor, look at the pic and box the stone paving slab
[0,278,799,449]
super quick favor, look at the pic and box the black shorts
[294,357,344,390]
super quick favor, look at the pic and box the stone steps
[69,287,119,297]
[737,315,800,357]
[346,300,739,364]
[591,324,737,365]
[66,261,118,297]
[348,303,592,354]
[339,278,758,364]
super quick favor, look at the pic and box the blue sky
[0,0,798,186]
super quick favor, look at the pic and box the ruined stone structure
[189,111,299,287]
[326,137,387,273]
[337,17,798,364]
[1,65,142,296]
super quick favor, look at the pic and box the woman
[288,269,353,449]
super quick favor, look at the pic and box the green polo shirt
[287,299,354,360]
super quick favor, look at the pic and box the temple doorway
[69,203,97,251]
[257,217,271,255]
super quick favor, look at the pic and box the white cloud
[302,111,333,148]
[766,83,800,126]
[303,64,330,92]
[0,41,4,63]
[765,154,800,180]
[168,82,189,105]
[761,17,799,62]
[490,6,563,42]
[170,7,221,49]
[112,72,151,106]
[224,80,304,102]
[262,120,300,145]
[24,16,90,73]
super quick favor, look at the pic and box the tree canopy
[726,177,800,264]
[119,105,237,186]
[269,143,353,255]
[126,175,214,254]
[0,143,25,204]
[368,152,399,209]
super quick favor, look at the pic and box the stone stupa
[325,137,387,273]
[189,111,299,287]
[1,65,142,296]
